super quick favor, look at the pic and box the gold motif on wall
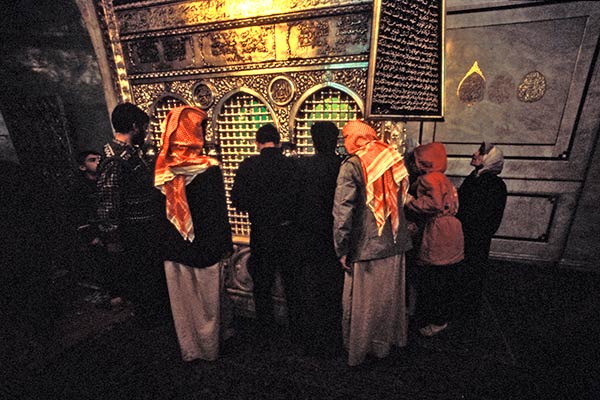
[269,76,297,106]
[457,61,486,105]
[488,74,514,104]
[517,71,546,103]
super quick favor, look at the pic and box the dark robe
[296,152,344,356]
[161,165,233,268]
[457,170,507,316]
[231,147,302,342]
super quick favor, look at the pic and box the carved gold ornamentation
[289,20,331,56]
[126,55,368,80]
[335,13,369,47]
[518,71,546,103]
[192,81,216,109]
[333,69,367,98]
[130,83,166,110]
[134,39,160,64]
[199,26,275,66]
[98,0,132,102]
[169,81,195,102]
[163,36,189,62]
[287,14,370,59]
[268,76,296,106]
[457,61,486,105]
[275,107,291,138]
[115,0,368,34]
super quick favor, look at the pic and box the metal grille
[148,96,187,150]
[294,87,362,156]
[216,92,274,238]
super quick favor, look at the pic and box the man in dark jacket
[96,102,167,325]
[296,122,344,356]
[231,123,302,347]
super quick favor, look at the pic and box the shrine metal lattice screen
[294,87,363,156]
[216,92,274,238]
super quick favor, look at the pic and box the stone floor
[2,260,599,400]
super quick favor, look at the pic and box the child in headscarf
[457,142,507,320]
[406,142,464,337]
[155,106,233,362]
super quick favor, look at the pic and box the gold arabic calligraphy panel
[121,14,370,75]
[115,0,369,34]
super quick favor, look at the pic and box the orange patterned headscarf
[155,106,219,242]
[342,120,409,237]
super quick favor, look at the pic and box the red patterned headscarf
[155,106,219,241]
[342,120,409,237]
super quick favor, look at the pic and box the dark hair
[76,150,101,165]
[255,124,280,144]
[111,102,150,133]
[310,122,339,153]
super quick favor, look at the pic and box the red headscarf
[342,120,409,237]
[155,106,219,241]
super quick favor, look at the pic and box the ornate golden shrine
[92,0,372,243]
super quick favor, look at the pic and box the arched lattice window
[148,95,187,151]
[293,86,363,156]
[215,91,275,239]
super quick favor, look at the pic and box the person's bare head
[111,102,150,145]
[255,124,280,150]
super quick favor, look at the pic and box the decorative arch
[214,88,279,241]
[290,83,364,156]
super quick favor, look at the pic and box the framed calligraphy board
[366,0,445,120]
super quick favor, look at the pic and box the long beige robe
[342,254,407,366]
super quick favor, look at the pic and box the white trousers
[164,260,223,362]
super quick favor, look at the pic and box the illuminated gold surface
[115,0,368,34]
[99,0,132,102]
[457,61,486,105]
[100,0,369,241]
[268,76,296,106]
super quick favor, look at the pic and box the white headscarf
[478,144,504,176]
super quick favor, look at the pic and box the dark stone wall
[0,0,111,155]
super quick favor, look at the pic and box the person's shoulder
[206,163,222,171]
[235,156,256,170]
[338,155,362,179]
[241,154,260,164]
[419,171,450,186]
[97,155,120,171]
[205,164,225,180]
[340,154,358,166]
[486,173,507,191]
